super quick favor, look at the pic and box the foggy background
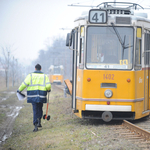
[0,0,150,88]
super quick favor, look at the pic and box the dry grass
[1,85,141,150]
[0,74,20,91]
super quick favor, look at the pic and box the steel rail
[122,120,150,141]
[54,84,64,90]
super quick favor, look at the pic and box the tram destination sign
[89,9,107,24]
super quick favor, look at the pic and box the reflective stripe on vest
[27,95,46,98]
[24,81,28,86]
[46,82,50,84]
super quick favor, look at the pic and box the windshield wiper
[111,23,132,60]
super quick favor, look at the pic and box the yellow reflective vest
[19,71,51,103]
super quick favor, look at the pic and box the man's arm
[45,75,51,92]
[18,74,31,92]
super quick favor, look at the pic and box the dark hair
[35,64,41,70]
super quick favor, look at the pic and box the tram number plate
[103,74,114,80]
[89,9,107,23]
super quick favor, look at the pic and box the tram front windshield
[54,67,61,74]
[86,26,133,69]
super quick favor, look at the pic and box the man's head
[35,64,41,71]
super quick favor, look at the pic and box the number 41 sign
[89,9,107,24]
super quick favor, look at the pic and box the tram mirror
[66,33,72,47]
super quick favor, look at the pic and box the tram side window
[135,28,142,70]
[79,26,84,68]
[144,31,150,65]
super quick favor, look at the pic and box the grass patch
[1,85,141,150]
[0,113,6,123]
[2,86,104,150]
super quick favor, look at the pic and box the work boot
[33,124,38,132]
[37,118,42,127]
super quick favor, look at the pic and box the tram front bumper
[80,104,135,121]
[85,104,131,112]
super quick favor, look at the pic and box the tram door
[71,29,78,112]
[144,31,150,111]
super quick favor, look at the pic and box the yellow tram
[65,2,150,122]
[49,65,64,85]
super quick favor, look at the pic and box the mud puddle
[0,89,24,146]
[0,106,23,144]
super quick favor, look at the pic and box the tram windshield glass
[54,67,61,74]
[86,26,133,69]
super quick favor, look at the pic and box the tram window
[144,32,150,65]
[79,38,82,63]
[54,68,61,74]
[86,26,133,70]
[135,39,141,70]
[79,26,84,68]
[135,28,142,70]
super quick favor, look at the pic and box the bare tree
[34,36,72,79]
[9,56,18,86]
[0,46,11,88]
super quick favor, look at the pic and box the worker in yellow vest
[17,64,51,132]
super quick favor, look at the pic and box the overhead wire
[70,0,103,6]
[138,0,145,5]
[70,1,93,5]
[135,0,142,4]
[135,0,148,6]
[135,0,150,9]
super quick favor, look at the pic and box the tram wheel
[102,111,113,122]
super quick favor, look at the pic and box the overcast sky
[0,0,150,64]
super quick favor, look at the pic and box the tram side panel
[149,68,150,110]
[76,69,83,118]
[135,70,145,118]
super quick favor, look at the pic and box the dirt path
[0,87,24,146]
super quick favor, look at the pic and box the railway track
[114,118,150,149]
[53,84,67,97]
[54,84,64,90]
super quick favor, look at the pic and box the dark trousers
[32,103,43,125]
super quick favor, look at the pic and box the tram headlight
[104,90,113,98]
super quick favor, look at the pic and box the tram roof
[74,2,150,25]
